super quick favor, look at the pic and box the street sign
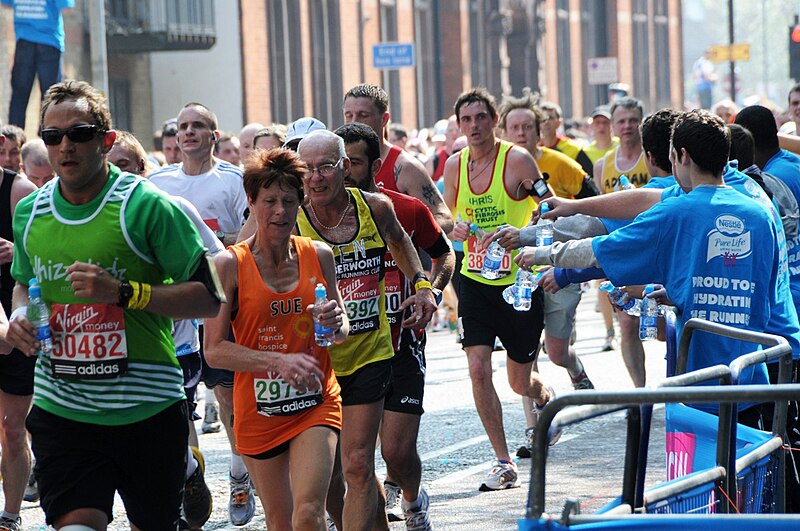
[373,42,415,69]
[586,56,618,85]
[709,43,750,62]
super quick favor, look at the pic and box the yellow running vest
[296,189,394,376]
[599,146,651,193]
[456,140,535,286]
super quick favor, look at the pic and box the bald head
[21,139,55,187]
[298,130,346,159]
[238,122,265,163]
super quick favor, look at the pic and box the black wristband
[412,272,429,285]
[117,281,134,308]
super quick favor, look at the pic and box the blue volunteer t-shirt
[764,150,800,312]
[2,0,74,51]
[599,175,676,233]
[592,186,786,412]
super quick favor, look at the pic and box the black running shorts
[458,275,545,364]
[0,348,36,395]
[337,358,392,406]
[27,401,188,529]
[384,333,426,415]
[178,351,202,420]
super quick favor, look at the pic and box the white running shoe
[384,480,403,522]
[403,487,433,530]
[201,402,222,434]
[229,473,256,525]
[478,460,520,491]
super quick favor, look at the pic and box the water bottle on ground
[639,284,658,341]
[615,175,633,191]
[27,278,52,356]
[474,224,506,280]
[313,283,335,347]
[536,204,554,247]
[599,281,640,315]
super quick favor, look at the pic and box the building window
[556,0,572,116]
[268,0,304,123]
[415,0,439,126]
[653,0,671,109]
[632,0,650,107]
[581,0,609,111]
[310,0,343,128]
[380,0,402,121]
[109,76,131,132]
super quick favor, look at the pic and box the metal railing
[106,0,216,52]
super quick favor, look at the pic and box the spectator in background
[711,98,739,124]
[253,124,287,152]
[0,126,26,174]
[161,119,182,165]
[3,0,74,129]
[779,83,800,136]
[693,50,717,109]
[214,133,241,167]
[19,139,54,187]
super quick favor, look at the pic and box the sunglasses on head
[40,125,106,146]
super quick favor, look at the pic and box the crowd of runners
[0,77,799,531]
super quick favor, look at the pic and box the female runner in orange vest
[204,148,348,530]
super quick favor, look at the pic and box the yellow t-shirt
[537,147,587,199]
[599,146,651,194]
[584,138,620,164]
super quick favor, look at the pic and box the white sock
[186,447,198,480]
[401,492,422,511]
[230,453,247,480]
[205,387,216,404]
[0,512,18,521]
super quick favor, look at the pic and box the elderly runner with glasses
[295,130,438,531]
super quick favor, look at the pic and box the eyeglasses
[40,125,106,146]
[307,158,343,177]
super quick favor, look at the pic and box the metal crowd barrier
[521,318,800,529]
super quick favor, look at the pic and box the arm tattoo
[421,183,437,206]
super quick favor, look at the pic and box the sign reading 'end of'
[373,42,415,69]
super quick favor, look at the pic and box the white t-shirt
[150,160,247,234]
[171,196,225,357]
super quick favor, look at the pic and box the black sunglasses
[40,125,106,146]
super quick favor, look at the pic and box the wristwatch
[431,287,443,305]
[117,281,134,308]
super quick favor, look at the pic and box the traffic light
[792,23,800,80]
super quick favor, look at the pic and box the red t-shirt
[374,145,403,192]
[380,187,443,350]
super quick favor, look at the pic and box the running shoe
[326,512,338,531]
[229,473,256,526]
[572,371,595,390]
[516,425,535,458]
[478,460,520,491]
[384,480,403,522]
[404,487,433,530]
[182,446,212,529]
[532,385,563,445]
[23,469,39,502]
[0,517,20,531]
[601,332,616,351]
[201,402,222,434]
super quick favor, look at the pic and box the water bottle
[474,224,506,280]
[502,283,518,305]
[513,269,542,312]
[615,175,633,191]
[313,283,335,347]
[27,278,52,356]
[536,203,554,247]
[639,284,658,341]
[599,281,640,315]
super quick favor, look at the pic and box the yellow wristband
[414,279,432,292]
[127,281,152,310]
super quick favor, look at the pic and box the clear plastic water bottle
[514,269,542,312]
[599,281,640,315]
[27,278,52,356]
[536,203,554,247]
[502,283,518,304]
[615,175,633,191]
[313,283,335,347]
[639,284,658,341]
[475,224,506,280]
